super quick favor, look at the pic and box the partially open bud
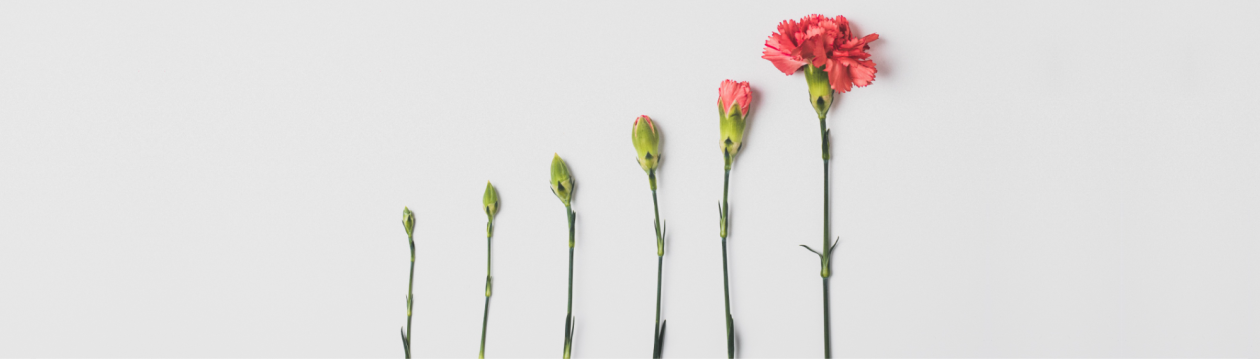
[483,181,499,220]
[550,153,574,206]
[402,207,416,238]
[718,80,751,161]
[804,64,834,120]
[631,115,661,173]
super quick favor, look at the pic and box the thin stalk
[406,235,415,359]
[720,158,733,359]
[823,277,831,358]
[563,205,575,359]
[479,294,490,358]
[820,117,833,359]
[479,222,492,359]
[653,255,664,357]
[651,174,665,358]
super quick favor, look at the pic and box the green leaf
[800,245,823,258]
[400,327,410,357]
[653,320,667,358]
[726,314,735,357]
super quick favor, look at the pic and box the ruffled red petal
[763,14,878,91]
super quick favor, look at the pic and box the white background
[1,1,1257,358]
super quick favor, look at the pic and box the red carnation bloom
[762,14,879,93]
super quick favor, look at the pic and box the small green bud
[804,64,834,120]
[482,181,499,219]
[401,207,415,238]
[550,153,574,206]
[631,115,661,173]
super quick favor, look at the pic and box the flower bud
[550,153,574,206]
[718,80,751,161]
[804,64,834,119]
[401,207,416,238]
[631,115,661,173]
[483,181,499,219]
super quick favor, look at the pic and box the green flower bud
[550,153,574,206]
[401,207,415,238]
[804,63,834,120]
[718,80,751,163]
[630,115,661,173]
[483,181,499,219]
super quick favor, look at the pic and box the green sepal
[718,104,746,161]
[632,116,662,173]
[551,154,574,207]
[402,207,416,238]
[483,181,499,220]
[804,63,834,120]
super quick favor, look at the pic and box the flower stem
[563,205,575,359]
[650,175,666,358]
[479,222,492,359]
[820,117,833,359]
[720,155,734,359]
[406,234,415,359]
[823,276,831,358]
[479,293,490,358]
[653,255,664,357]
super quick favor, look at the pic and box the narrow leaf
[800,245,822,258]
[653,320,668,358]
[726,314,735,356]
[563,313,572,340]
[400,327,410,356]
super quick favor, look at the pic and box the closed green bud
[401,207,415,238]
[631,115,661,173]
[483,181,499,219]
[804,64,834,120]
[550,153,574,206]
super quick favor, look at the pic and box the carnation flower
[717,79,751,162]
[762,14,879,93]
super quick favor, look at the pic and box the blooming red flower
[762,15,879,93]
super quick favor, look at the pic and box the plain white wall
[1,1,1257,357]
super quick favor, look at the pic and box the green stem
[823,277,831,358]
[479,294,490,359]
[406,235,415,359]
[564,205,575,359]
[720,159,733,359]
[479,225,492,359]
[653,255,664,358]
[820,117,833,359]
[651,173,665,358]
